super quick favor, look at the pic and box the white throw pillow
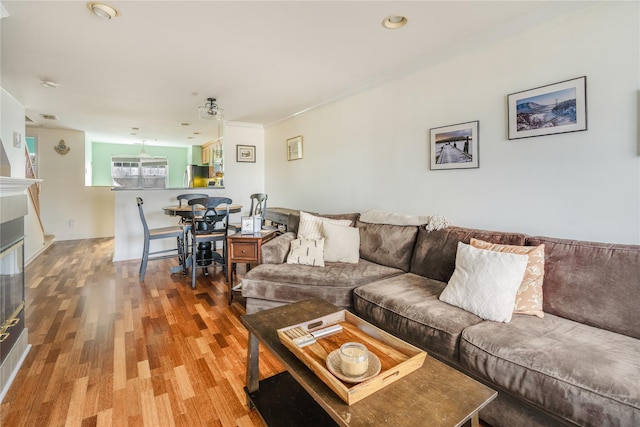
[322,222,360,263]
[297,211,352,240]
[286,238,325,267]
[439,242,528,322]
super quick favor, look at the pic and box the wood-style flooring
[0,238,284,426]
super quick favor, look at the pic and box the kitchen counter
[111,186,225,191]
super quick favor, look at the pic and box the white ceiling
[1,1,594,147]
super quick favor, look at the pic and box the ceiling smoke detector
[42,80,59,88]
[86,2,119,20]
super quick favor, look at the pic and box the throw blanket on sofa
[360,209,451,231]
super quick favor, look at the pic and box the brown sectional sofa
[241,214,640,427]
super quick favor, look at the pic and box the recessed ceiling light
[181,122,191,126]
[131,127,139,131]
[86,2,119,20]
[382,15,408,29]
[42,80,59,88]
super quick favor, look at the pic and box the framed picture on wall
[507,76,587,140]
[430,121,479,170]
[287,135,303,161]
[236,145,256,163]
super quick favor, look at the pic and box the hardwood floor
[0,238,284,426]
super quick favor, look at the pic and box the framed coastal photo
[430,121,479,170]
[508,76,587,140]
[236,145,256,163]
[287,135,303,161]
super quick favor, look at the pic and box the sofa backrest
[356,220,419,272]
[527,236,640,339]
[409,226,528,282]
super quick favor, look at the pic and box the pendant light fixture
[198,98,224,121]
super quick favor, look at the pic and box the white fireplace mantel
[0,177,42,197]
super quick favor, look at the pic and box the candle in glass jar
[339,342,368,376]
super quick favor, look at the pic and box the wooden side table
[226,230,276,304]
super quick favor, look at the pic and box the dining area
[130,189,274,304]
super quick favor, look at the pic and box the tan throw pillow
[298,211,352,240]
[470,238,545,318]
[322,222,360,263]
[286,238,325,267]
[440,242,529,323]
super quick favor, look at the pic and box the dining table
[162,203,243,277]
[162,203,243,217]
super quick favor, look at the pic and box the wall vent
[41,114,58,120]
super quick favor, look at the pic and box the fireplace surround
[0,177,37,401]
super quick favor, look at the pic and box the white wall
[221,122,266,215]
[1,88,25,177]
[265,2,640,244]
[1,88,45,262]
[28,127,114,241]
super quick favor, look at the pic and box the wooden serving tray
[277,310,426,405]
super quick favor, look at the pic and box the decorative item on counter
[54,139,70,155]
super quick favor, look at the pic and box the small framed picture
[430,121,479,170]
[287,135,303,161]
[508,76,587,140]
[236,145,256,163]
[241,217,254,234]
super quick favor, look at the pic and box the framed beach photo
[430,121,479,170]
[236,145,256,163]
[508,76,587,140]
[287,135,303,161]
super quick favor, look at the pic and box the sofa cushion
[460,313,640,426]
[440,242,529,323]
[298,211,352,240]
[353,273,484,362]
[527,236,640,339]
[261,232,297,264]
[286,238,325,267]
[242,259,403,308]
[470,238,545,318]
[322,222,360,263]
[409,226,528,282]
[356,220,418,272]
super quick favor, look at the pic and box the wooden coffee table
[241,298,497,427]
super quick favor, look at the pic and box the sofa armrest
[261,232,296,264]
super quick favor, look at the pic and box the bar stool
[136,197,184,281]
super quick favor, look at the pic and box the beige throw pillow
[286,238,325,267]
[439,242,528,323]
[298,211,352,240]
[322,222,360,263]
[470,238,545,318]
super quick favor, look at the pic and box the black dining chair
[187,197,232,289]
[176,193,208,272]
[136,197,184,281]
